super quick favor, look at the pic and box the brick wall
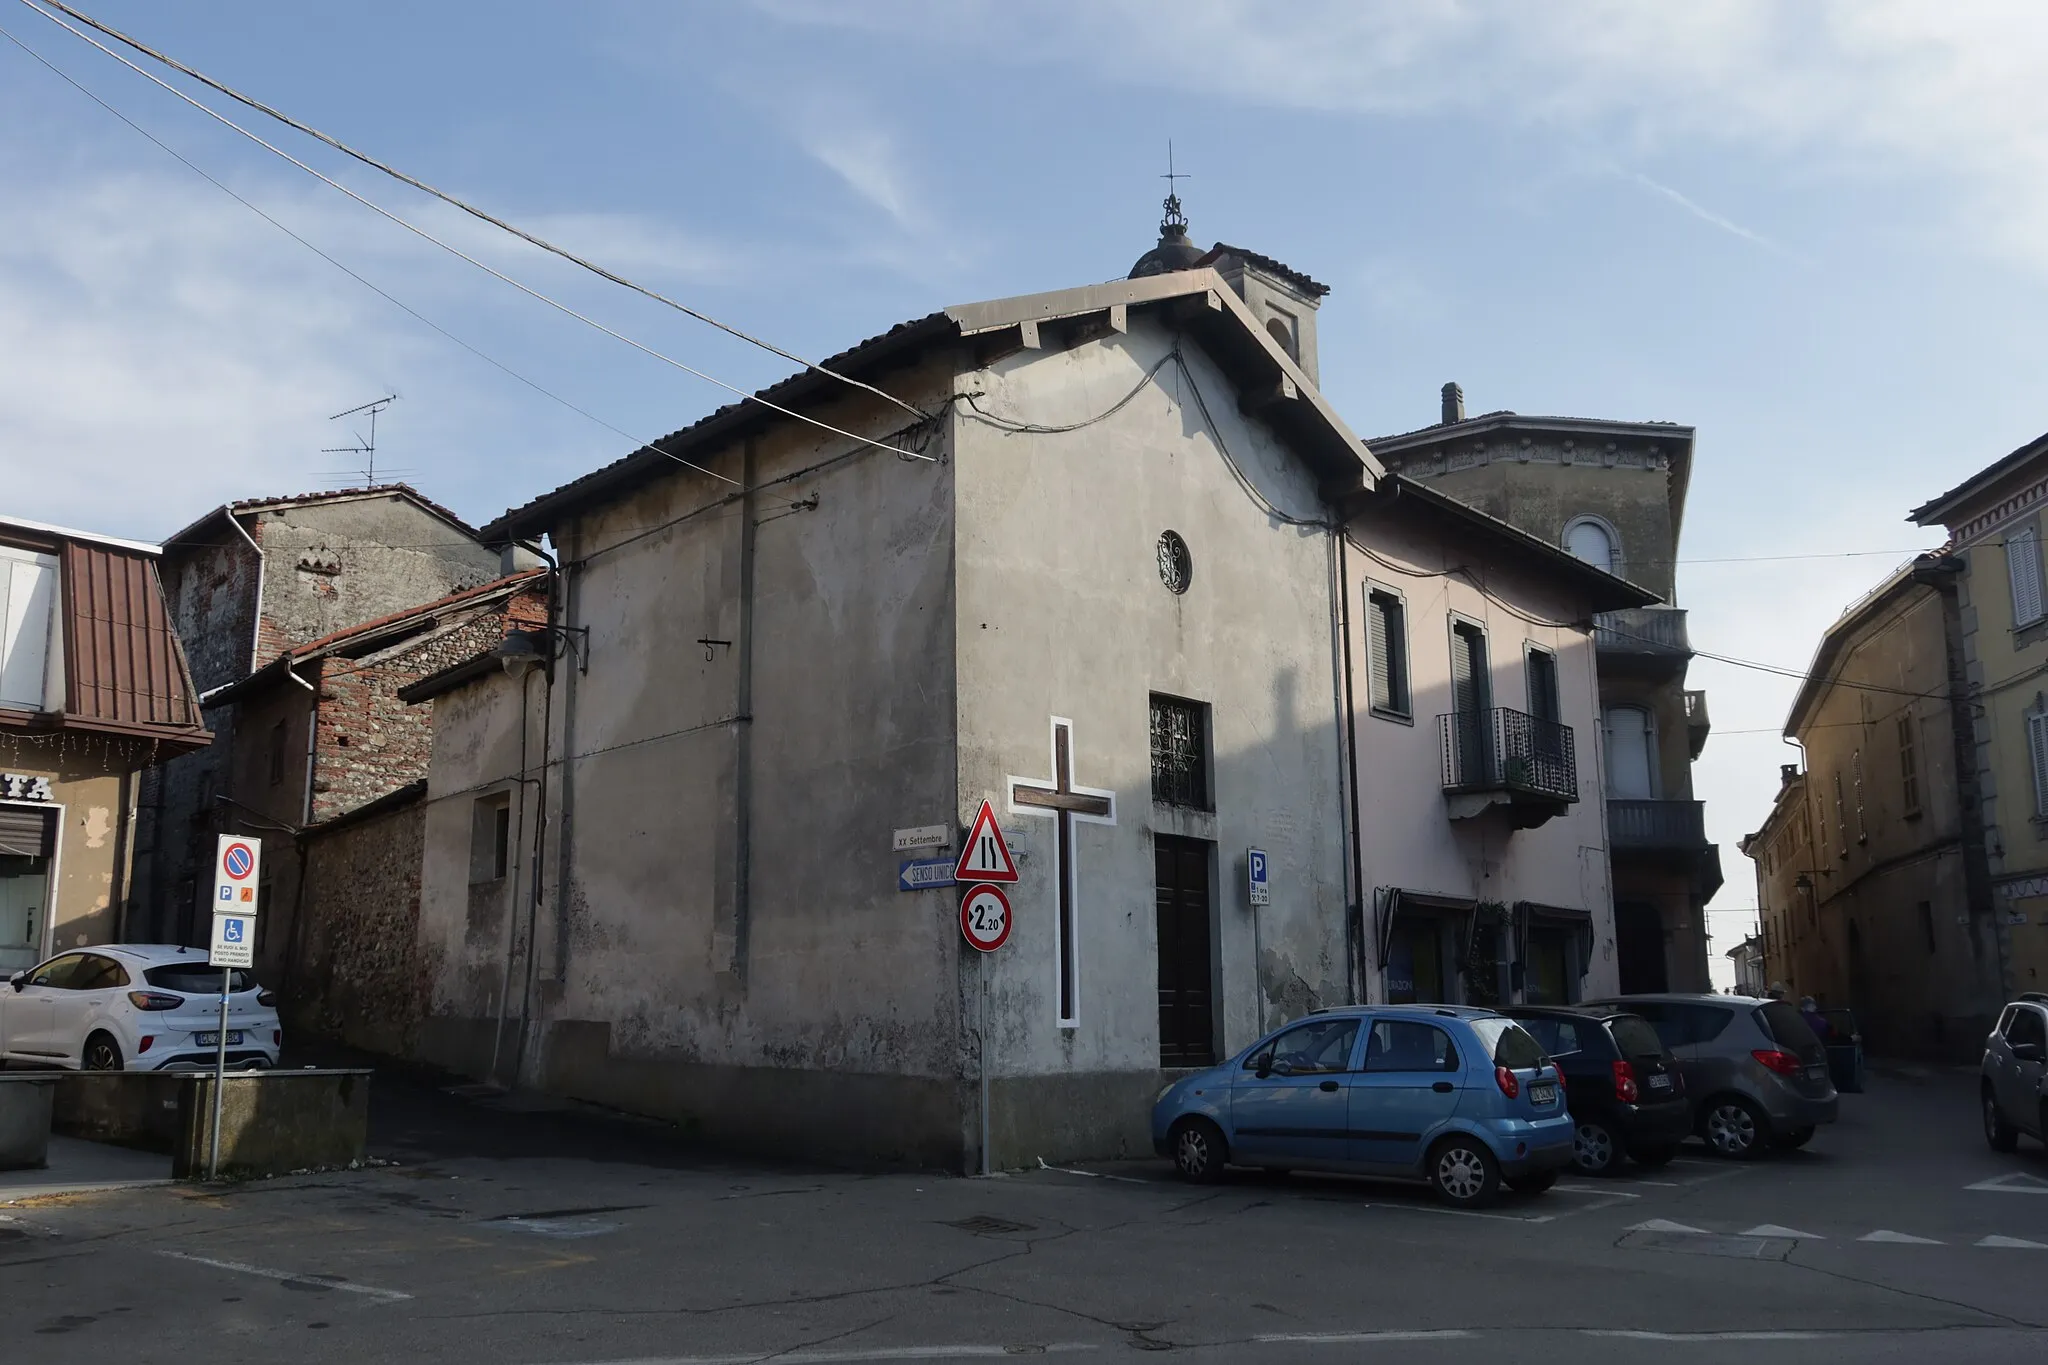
[288,789,430,1057]
[308,583,546,824]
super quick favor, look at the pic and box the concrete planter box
[0,1074,58,1170]
[48,1069,373,1180]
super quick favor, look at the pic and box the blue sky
[5,2,2042,977]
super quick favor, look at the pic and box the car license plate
[1648,1073,1673,1090]
[195,1031,243,1047]
[1530,1082,1557,1106]
[1806,1065,1828,1081]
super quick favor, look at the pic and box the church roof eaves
[485,270,1383,543]
[481,311,953,545]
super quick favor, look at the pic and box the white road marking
[1977,1234,2048,1249]
[1625,1179,1684,1187]
[544,1348,1098,1365]
[1366,1201,1555,1224]
[155,1250,411,1303]
[1859,1230,1942,1244]
[1253,1330,1474,1344]
[1628,1218,1710,1234]
[1582,1330,1834,1342]
[1742,1224,1823,1238]
[1965,1172,2048,1194]
[496,1217,620,1239]
[1553,1184,1641,1197]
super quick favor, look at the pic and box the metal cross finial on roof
[1160,140,1190,233]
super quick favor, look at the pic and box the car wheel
[1427,1135,1502,1209]
[1700,1096,1770,1160]
[81,1032,123,1072]
[1505,1169,1558,1194]
[1983,1086,2019,1153]
[1572,1119,1623,1176]
[1776,1125,1816,1151]
[1170,1118,1227,1184]
[1627,1144,1680,1169]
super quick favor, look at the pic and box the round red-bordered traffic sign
[959,883,1012,953]
[222,842,256,880]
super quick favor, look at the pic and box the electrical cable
[958,352,1176,435]
[18,0,929,472]
[0,19,733,489]
[24,0,931,425]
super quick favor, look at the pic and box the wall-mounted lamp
[494,623,589,679]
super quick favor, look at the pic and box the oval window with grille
[1156,531,1192,595]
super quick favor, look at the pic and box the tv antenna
[318,394,410,485]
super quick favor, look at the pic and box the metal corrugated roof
[59,540,206,734]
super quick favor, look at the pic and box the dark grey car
[1981,993,2048,1153]
[1582,994,1839,1159]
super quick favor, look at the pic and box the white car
[1,944,282,1071]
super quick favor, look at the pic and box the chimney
[1441,382,1465,426]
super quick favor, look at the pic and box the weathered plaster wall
[0,739,142,975]
[954,320,1350,1163]
[506,363,964,1164]
[288,794,429,1057]
[1342,505,1619,1000]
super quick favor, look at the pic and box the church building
[401,203,1654,1168]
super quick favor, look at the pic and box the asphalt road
[4,1062,2046,1364]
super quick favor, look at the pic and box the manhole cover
[944,1215,1035,1236]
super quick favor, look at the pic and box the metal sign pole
[208,966,229,1180]
[978,950,991,1178]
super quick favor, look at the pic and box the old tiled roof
[1908,428,2048,526]
[1200,243,1331,298]
[165,483,483,549]
[482,313,953,544]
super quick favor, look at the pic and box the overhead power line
[0,18,741,488]
[18,0,932,472]
[26,0,929,427]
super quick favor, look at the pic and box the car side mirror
[2014,1042,2045,1063]
[7,973,22,992]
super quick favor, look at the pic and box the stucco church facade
[400,209,1654,1168]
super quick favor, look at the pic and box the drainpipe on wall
[510,546,561,1092]
[279,661,317,998]
[551,529,581,989]
[1333,524,1366,1006]
[730,438,758,981]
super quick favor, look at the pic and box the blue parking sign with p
[1248,848,1270,905]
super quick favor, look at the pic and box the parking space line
[1552,1184,1640,1197]
[155,1250,412,1303]
[1583,1330,1834,1342]
[1253,1330,1474,1344]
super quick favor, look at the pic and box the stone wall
[287,789,430,1058]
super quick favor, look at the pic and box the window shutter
[1527,650,1560,724]
[2029,712,2048,817]
[2010,527,2045,627]
[1369,597,1392,710]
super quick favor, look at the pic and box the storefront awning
[1376,888,1478,966]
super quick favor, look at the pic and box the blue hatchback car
[1151,1005,1573,1207]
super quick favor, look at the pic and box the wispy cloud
[1624,170,1797,259]
[802,124,920,229]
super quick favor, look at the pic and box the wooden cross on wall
[1010,718,1116,1027]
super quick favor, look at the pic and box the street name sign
[959,883,1012,952]
[893,824,951,852]
[954,800,1019,884]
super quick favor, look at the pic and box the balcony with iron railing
[1684,689,1710,758]
[1438,707,1579,828]
[1594,607,1692,672]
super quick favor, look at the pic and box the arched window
[1265,315,1298,360]
[1603,704,1656,799]
[1564,518,1618,575]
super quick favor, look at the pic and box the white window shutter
[2010,527,2045,627]
[2030,712,2048,817]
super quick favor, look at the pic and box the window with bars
[1367,589,1410,718]
[1150,694,1210,809]
[2010,526,2046,628]
[1898,714,1922,818]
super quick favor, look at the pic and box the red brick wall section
[308,585,545,824]
[291,793,432,1057]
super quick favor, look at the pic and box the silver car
[1582,993,1839,1159]
[1981,992,2048,1153]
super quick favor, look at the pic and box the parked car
[1,945,281,1072]
[1981,992,2048,1153]
[1502,1006,1690,1175]
[1152,1005,1572,1208]
[1581,993,1837,1159]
